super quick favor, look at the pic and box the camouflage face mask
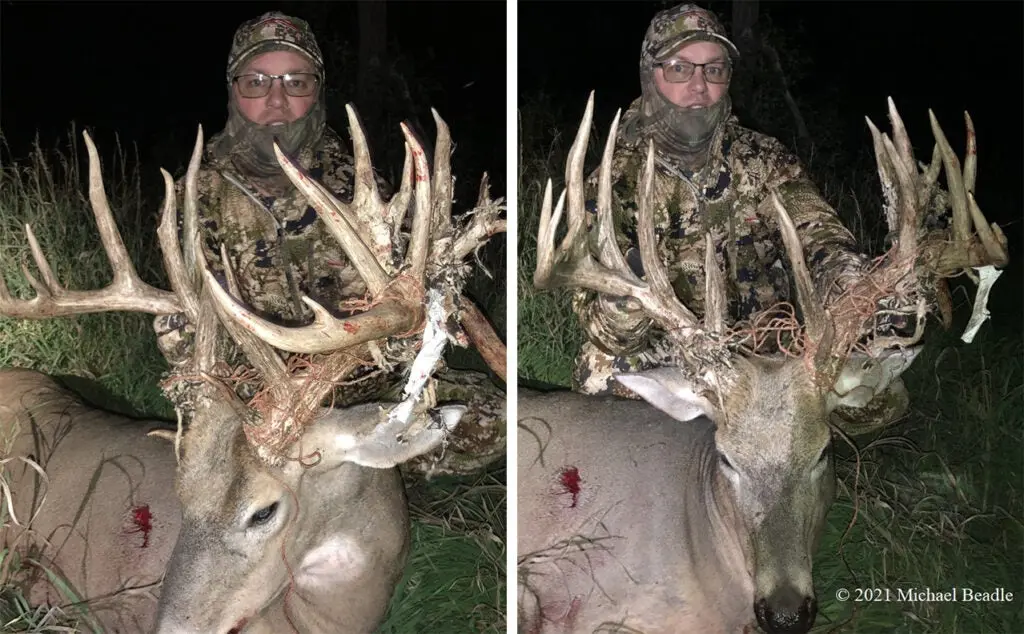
[639,66,733,162]
[214,90,327,179]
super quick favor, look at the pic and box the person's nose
[688,70,708,94]
[265,79,287,108]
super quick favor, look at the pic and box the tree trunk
[731,0,810,148]
[731,0,760,57]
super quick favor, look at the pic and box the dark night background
[519,1,1023,326]
[1,1,507,225]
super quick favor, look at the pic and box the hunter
[154,11,505,474]
[571,3,913,433]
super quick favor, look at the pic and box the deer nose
[754,588,817,634]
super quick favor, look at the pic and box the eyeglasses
[657,60,732,84]
[232,72,320,98]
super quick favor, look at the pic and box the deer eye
[249,502,278,527]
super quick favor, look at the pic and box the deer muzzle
[754,588,817,634]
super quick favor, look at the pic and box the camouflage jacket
[574,97,867,357]
[154,125,397,396]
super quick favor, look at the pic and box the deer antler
[0,133,181,318]
[535,93,709,341]
[540,92,1006,407]
[0,104,504,465]
[536,93,766,400]
[800,98,1009,386]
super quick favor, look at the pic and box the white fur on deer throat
[297,536,369,589]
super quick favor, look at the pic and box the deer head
[0,105,504,632]
[533,92,1006,632]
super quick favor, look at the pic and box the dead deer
[517,93,1007,634]
[0,105,504,633]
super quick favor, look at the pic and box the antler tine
[928,109,971,247]
[182,123,204,285]
[635,139,697,331]
[962,111,977,197]
[882,123,921,268]
[886,96,916,184]
[0,131,181,319]
[533,92,592,288]
[84,131,155,299]
[157,126,204,324]
[928,110,1008,266]
[430,108,454,239]
[272,134,391,297]
[867,109,921,267]
[770,192,831,343]
[400,119,435,281]
[594,108,631,273]
[564,92,595,265]
[477,172,491,208]
[386,141,414,248]
[866,117,900,234]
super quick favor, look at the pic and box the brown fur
[0,368,180,632]
[0,368,419,633]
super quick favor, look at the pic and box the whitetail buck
[0,104,505,633]
[518,93,1007,634]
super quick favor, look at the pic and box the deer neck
[677,434,756,627]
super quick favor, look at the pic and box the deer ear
[827,346,921,412]
[303,404,466,470]
[614,368,714,423]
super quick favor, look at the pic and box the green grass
[0,128,505,632]
[384,467,507,633]
[812,326,1023,633]
[516,95,1022,633]
[515,98,588,387]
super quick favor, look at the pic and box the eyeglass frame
[655,59,732,84]
[231,72,322,98]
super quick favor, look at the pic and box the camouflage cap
[226,11,325,82]
[644,3,740,64]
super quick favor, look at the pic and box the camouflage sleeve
[758,139,869,303]
[569,162,654,357]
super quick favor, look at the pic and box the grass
[384,467,507,633]
[0,128,505,632]
[812,325,1023,633]
[516,94,1022,633]
[515,98,587,387]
